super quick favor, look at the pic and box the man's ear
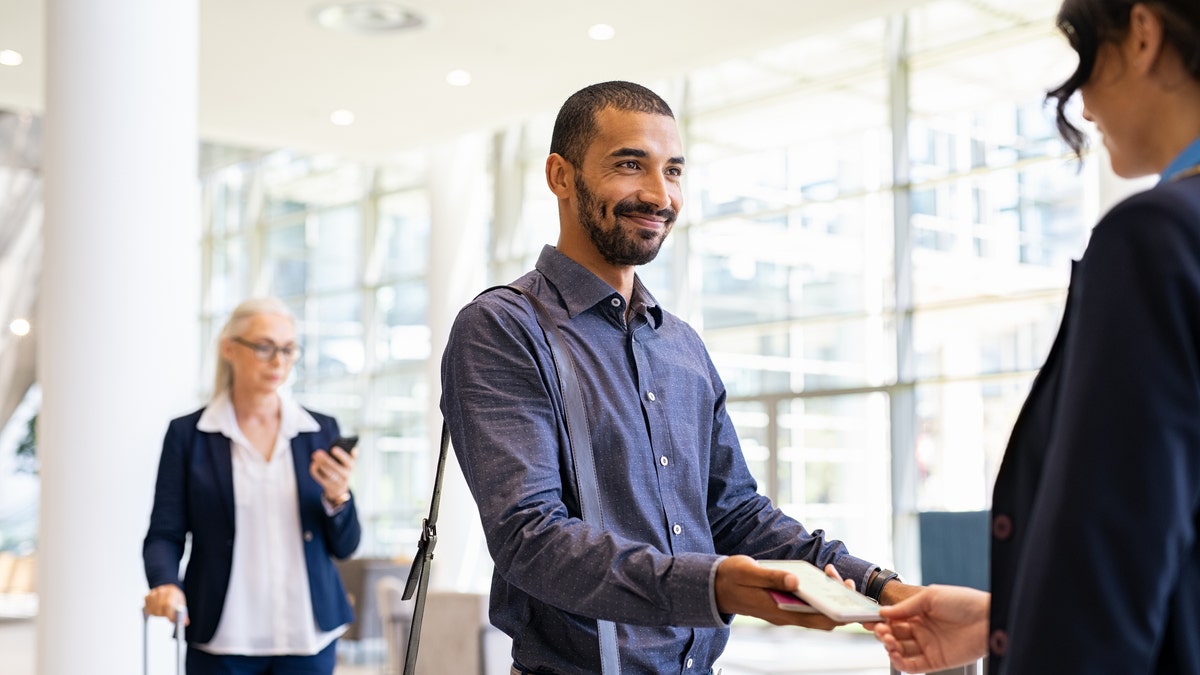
[545,153,575,199]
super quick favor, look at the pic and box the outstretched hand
[872,584,990,672]
[714,555,854,631]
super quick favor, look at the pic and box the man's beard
[575,174,676,267]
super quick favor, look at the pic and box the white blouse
[194,392,346,655]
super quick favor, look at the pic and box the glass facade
[199,150,434,555]
[191,0,1094,573]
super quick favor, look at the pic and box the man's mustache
[613,199,676,224]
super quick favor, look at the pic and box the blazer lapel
[205,432,236,527]
[291,432,319,519]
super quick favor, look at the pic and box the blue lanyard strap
[1161,136,1200,183]
[1168,164,1200,182]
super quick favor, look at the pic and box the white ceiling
[0,0,916,160]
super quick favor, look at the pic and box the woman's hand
[310,444,356,505]
[872,584,990,672]
[143,584,188,624]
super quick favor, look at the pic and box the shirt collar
[197,390,320,442]
[1159,135,1200,184]
[534,244,664,328]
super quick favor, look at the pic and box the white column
[38,1,198,673]
[426,133,490,591]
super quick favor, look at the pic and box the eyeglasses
[231,336,302,363]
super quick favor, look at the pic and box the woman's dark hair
[550,81,675,167]
[1048,0,1200,156]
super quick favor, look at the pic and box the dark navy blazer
[143,406,361,644]
[989,174,1200,673]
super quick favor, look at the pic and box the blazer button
[992,513,1013,541]
[304,531,313,542]
[989,628,1008,655]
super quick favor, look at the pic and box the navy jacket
[143,406,361,644]
[989,175,1200,673]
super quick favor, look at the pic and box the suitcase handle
[143,605,187,675]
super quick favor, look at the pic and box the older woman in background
[143,297,361,674]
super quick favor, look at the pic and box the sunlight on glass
[588,24,616,41]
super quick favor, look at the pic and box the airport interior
[0,0,1159,673]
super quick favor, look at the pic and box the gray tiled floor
[0,615,892,675]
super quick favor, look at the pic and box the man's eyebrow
[609,147,686,165]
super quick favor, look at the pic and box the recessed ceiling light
[446,70,472,87]
[330,109,356,126]
[0,50,23,67]
[9,318,30,336]
[312,2,424,33]
[588,24,616,41]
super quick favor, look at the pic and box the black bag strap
[401,284,619,675]
[400,422,450,675]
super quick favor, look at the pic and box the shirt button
[989,628,1008,655]
[610,297,621,307]
[992,513,1013,541]
[660,455,669,466]
[304,530,313,542]
[686,658,694,668]
[673,524,682,535]
[647,391,656,402]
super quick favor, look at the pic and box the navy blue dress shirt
[441,246,877,674]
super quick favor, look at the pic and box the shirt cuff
[663,552,728,627]
[708,555,730,626]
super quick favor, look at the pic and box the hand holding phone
[313,435,357,505]
[331,435,358,458]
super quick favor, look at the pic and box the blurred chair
[376,575,412,675]
[335,556,410,643]
[377,582,509,675]
[0,551,15,593]
[8,553,35,594]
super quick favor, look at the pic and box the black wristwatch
[865,567,901,601]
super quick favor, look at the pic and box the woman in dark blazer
[143,298,361,674]
[873,1,1200,673]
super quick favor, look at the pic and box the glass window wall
[194,0,1097,575]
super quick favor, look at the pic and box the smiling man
[440,81,916,675]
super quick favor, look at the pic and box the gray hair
[213,297,296,396]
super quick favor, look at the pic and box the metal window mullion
[887,12,920,578]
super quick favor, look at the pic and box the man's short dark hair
[550,81,675,167]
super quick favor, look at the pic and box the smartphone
[759,559,881,622]
[330,436,358,464]
[331,435,358,452]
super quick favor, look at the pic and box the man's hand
[714,555,851,631]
